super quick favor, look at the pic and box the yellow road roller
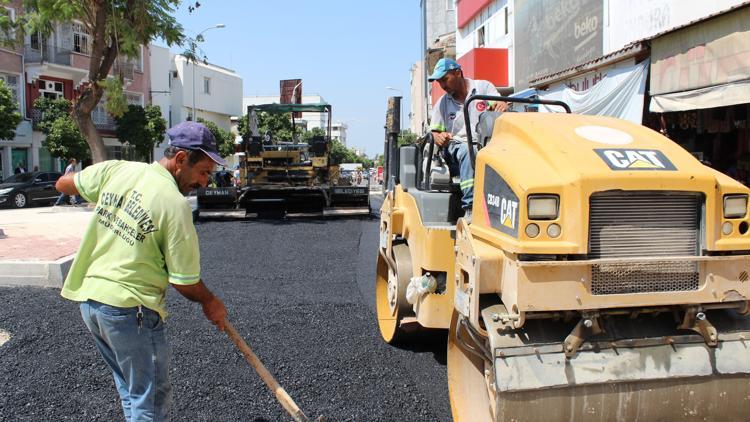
[376,95,750,421]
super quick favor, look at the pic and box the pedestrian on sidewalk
[54,158,83,206]
[55,121,229,421]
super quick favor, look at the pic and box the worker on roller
[56,121,228,421]
[429,57,508,223]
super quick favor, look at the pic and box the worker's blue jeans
[80,300,171,422]
[443,141,476,210]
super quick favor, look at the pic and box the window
[124,47,143,72]
[72,22,90,54]
[446,0,455,11]
[1,7,15,41]
[125,92,143,106]
[203,77,211,94]
[477,26,486,48]
[30,32,40,50]
[38,79,64,100]
[504,7,509,35]
[0,74,20,105]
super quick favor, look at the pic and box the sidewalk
[0,206,93,288]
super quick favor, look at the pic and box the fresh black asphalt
[0,196,451,421]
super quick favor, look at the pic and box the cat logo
[484,166,520,237]
[486,193,518,229]
[595,148,677,171]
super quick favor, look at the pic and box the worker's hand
[491,101,509,112]
[202,295,228,331]
[433,131,452,147]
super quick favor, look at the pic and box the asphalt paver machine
[197,102,370,218]
[376,95,750,420]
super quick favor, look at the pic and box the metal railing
[24,44,73,66]
[30,106,117,131]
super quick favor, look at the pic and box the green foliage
[197,118,235,159]
[329,139,354,164]
[114,104,167,161]
[100,78,127,118]
[373,154,384,167]
[34,97,89,160]
[397,130,418,146]
[256,111,294,142]
[0,78,20,140]
[300,127,326,143]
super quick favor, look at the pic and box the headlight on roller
[723,194,748,219]
[528,195,559,220]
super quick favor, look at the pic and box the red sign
[280,79,302,118]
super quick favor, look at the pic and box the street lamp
[191,23,225,121]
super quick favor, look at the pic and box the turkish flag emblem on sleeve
[476,101,487,112]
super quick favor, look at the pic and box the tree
[300,127,326,143]
[34,97,90,161]
[329,139,356,164]
[16,1,185,163]
[398,130,418,146]
[115,104,167,161]
[0,78,20,140]
[197,118,235,159]
[256,111,294,142]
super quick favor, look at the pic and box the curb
[0,254,75,288]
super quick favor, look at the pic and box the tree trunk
[73,84,108,163]
[74,107,107,163]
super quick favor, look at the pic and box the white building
[150,46,243,160]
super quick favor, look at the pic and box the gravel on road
[0,207,450,421]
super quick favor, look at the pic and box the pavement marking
[0,329,10,347]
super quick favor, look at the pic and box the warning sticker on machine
[595,148,677,171]
[483,166,519,237]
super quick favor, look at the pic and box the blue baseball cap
[166,121,227,166]
[428,58,461,81]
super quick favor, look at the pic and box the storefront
[646,4,750,181]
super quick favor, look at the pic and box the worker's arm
[432,131,452,147]
[171,280,227,330]
[55,173,80,195]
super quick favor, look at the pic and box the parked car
[0,171,63,208]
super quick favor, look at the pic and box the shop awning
[649,6,750,112]
[246,102,331,113]
[536,59,649,123]
[510,88,538,99]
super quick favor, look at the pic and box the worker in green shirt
[56,121,228,421]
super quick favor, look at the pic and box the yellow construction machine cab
[377,94,750,421]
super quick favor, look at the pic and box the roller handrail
[462,95,571,168]
[423,132,435,190]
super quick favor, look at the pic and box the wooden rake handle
[224,320,309,422]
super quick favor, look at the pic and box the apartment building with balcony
[0,0,32,178]
[0,7,152,179]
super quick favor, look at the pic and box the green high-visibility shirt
[61,161,200,319]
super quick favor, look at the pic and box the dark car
[0,171,63,208]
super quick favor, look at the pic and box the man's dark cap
[166,121,227,166]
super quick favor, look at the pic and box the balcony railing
[30,106,117,132]
[24,43,74,66]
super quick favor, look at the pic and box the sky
[158,0,421,157]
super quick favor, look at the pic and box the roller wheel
[447,311,496,421]
[375,243,413,344]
